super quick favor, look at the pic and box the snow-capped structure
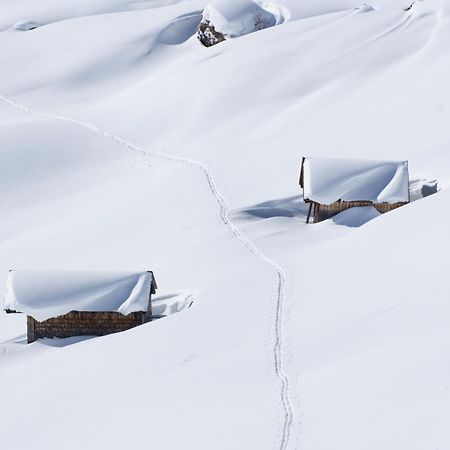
[300,157,409,222]
[4,271,157,342]
[12,20,39,31]
[0,0,449,449]
[198,0,276,47]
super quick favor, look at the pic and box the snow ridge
[0,94,294,450]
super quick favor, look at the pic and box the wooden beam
[299,157,306,187]
[306,203,313,224]
[27,316,36,344]
[314,203,321,223]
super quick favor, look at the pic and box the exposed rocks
[197,0,277,47]
[198,20,226,47]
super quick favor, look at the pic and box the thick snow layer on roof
[4,271,152,322]
[302,158,409,205]
[1,1,450,449]
[202,0,276,38]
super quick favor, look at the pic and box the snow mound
[157,12,202,45]
[12,20,39,31]
[409,178,439,201]
[331,206,380,227]
[4,271,153,322]
[152,291,194,317]
[198,0,277,47]
[354,4,375,14]
[302,158,409,205]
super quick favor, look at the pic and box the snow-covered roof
[300,157,409,205]
[202,0,276,38]
[4,271,155,322]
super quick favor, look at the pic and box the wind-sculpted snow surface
[11,20,39,31]
[1,0,450,450]
[0,92,294,450]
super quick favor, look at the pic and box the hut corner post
[27,316,36,344]
[144,270,154,323]
[301,158,316,224]
[145,291,153,323]
[306,203,313,224]
[313,203,321,223]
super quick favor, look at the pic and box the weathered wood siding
[27,311,146,343]
[315,200,407,222]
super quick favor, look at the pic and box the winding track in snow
[0,94,294,450]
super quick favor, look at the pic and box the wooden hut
[299,157,410,223]
[4,270,157,343]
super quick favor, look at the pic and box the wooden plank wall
[27,311,147,343]
[314,201,407,222]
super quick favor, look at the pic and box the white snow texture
[0,1,449,450]
[302,157,409,204]
[202,0,277,38]
[5,271,153,321]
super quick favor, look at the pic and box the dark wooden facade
[27,311,147,343]
[300,157,409,223]
[305,200,407,223]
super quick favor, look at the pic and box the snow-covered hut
[4,270,157,343]
[197,0,276,47]
[299,157,410,223]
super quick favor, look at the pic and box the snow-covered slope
[1,1,449,449]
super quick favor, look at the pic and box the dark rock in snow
[197,0,277,48]
[197,20,226,47]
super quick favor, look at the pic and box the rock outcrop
[198,20,226,47]
[198,0,276,47]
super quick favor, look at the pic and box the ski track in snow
[0,94,294,450]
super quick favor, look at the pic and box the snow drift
[12,20,39,31]
[0,0,449,450]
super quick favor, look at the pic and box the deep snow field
[1,0,450,449]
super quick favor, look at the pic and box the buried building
[197,0,277,47]
[299,157,410,223]
[4,270,157,343]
